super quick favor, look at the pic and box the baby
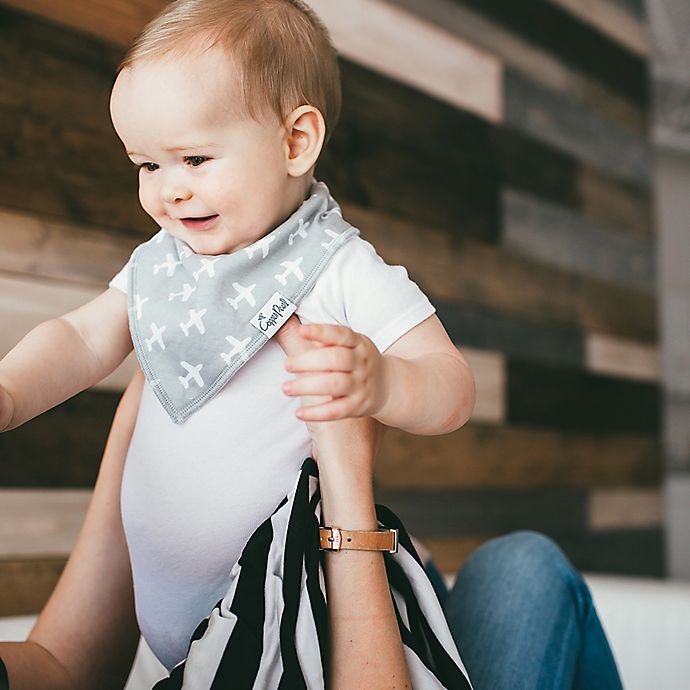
[0,0,475,671]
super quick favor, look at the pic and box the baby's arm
[0,288,131,431]
[283,314,475,435]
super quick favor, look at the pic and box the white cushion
[586,574,690,690]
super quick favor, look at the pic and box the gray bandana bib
[127,180,358,424]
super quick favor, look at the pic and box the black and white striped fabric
[153,458,473,689]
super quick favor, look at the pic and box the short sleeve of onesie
[295,237,435,353]
[109,235,435,354]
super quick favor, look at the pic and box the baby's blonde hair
[120,0,341,143]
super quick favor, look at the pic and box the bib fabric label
[250,292,297,338]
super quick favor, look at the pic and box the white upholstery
[2,574,690,689]
[586,574,690,690]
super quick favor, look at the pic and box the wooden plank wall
[0,0,660,613]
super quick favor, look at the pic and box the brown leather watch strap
[319,527,399,553]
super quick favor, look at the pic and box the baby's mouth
[180,215,219,231]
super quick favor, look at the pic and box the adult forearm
[0,641,72,690]
[319,465,412,690]
[0,318,98,430]
[375,352,475,435]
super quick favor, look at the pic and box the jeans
[426,531,624,690]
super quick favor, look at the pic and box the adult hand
[275,315,382,483]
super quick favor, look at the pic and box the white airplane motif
[321,227,345,250]
[153,253,182,277]
[226,282,257,310]
[193,257,222,282]
[244,235,275,260]
[274,257,304,286]
[169,283,197,302]
[220,335,252,365]
[178,361,204,389]
[178,244,193,259]
[289,219,310,245]
[179,308,207,336]
[133,294,149,320]
[145,322,167,352]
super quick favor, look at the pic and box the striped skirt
[154,458,473,689]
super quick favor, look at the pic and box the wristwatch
[319,526,399,553]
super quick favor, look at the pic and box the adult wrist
[319,470,377,529]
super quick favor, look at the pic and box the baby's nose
[161,180,192,204]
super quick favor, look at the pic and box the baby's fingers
[298,323,359,348]
[296,396,357,422]
[283,372,353,399]
[285,346,355,374]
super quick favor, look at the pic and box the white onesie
[109,235,435,671]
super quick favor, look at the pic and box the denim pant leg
[438,531,623,690]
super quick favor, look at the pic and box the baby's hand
[281,322,390,422]
[0,383,14,432]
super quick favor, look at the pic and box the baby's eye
[137,162,159,173]
[185,156,210,167]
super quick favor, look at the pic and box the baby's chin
[168,230,236,257]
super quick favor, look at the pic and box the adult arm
[0,371,144,689]
[0,287,132,431]
[277,317,413,689]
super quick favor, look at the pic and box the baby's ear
[285,105,326,177]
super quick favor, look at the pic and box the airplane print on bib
[126,179,359,423]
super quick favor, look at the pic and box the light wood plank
[0,490,90,557]
[375,424,661,489]
[419,536,490,575]
[545,0,649,57]
[306,0,503,123]
[588,488,662,530]
[0,0,163,47]
[457,347,505,424]
[0,207,136,287]
[390,0,645,134]
[586,332,660,382]
[0,557,66,616]
[0,272,137,391]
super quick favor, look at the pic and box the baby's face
[110,48,297,256]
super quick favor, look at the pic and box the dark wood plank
[554,528,664,577]
[455,0,648,105]
[435,300,585,369]
[507,359,662,435]
[0,390,120,488]
[494,127,652,240]
[390,0,646,134]
[576,165,653,241]
[0,7,151,234]
[375,425,662,489]
[502,188,654,293]
[0,557,66,616]
[425,528,664,577]
[0,0,163,47]
[348,204,657,343]
[0,8,652,248]
[374,487,587,536]
[609,0,646,19]
[504,68,651,185]
[320,59,501,243]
